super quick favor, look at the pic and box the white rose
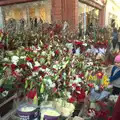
[35,61,40,66]
[27,62,33,69]
[95,85,99,91]
[20,56,26,59]
[11,56,19,65]
[4,58,9,61]
[32,72,38,76]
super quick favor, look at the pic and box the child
[109,54,120,95]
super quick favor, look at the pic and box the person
[109,55,120,95]
[118,28,120,50]
[112,28,118,49]
[112,95,120,120]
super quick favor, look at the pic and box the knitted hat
[114,55,120,63]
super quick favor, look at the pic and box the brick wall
[52,0,78,30]
[51,0,62,23]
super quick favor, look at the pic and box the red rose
[76,86,81,91]
[72,83,77,88]
[26,57,33,63]
[11,64,16,71]
[33,66,39,71]
[55,50,59,55]
[41,65,47,69]
[0,42,4,49]
[74,41,83,46]
[0,87,4,93]
[68,97,76,103]
[88,83,94,88]
[26,90,37,99]
[44,44,49,49]
[19,64,27,69]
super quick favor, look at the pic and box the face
[115,62,120,67]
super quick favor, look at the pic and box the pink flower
[96,72,103,79]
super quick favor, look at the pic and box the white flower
[37,46,41,50]
[33,50,37,53]
[51,51,55,56]
[20,56,26,59]
[83,43,87,46]
[50,83,56,88]
[2,90,8,97]
[35,61,40,66]
[27,62,33,69]
[41,51,47,56]
[4,58,9,61]
[95,85,99,91]
[32,72,38,76]
[11,56,19,65]
[88,110,95,117]
[109,95,118,102]
[67,92,71,98]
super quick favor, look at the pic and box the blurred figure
[112,28,118,49]
[118,27,120,50]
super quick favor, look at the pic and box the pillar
[62,0,78,30]
[99,7,106,27]
[51,0,62,23]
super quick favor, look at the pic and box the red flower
[96,72,103,79]
[72,83,77,88]
[0,87,4,93]
[55,50,59,55]
[88,83,94,88]
[50,31,54,38]
[11,64,16,71]
[76,86,81,91]
[24,47,33,52]
[19,64,27,69]
[33,66,39,71]
[78,73,84,79]
[68,97,76,103]
[74,41,83,46]
[41,65,47,69]
[44,44,48,49]
[52,87,57,93]
[77,89,85,102]
[26,89,37,99]
[108,117,112,120]
[0,42,4,49]
[26,57,33,63]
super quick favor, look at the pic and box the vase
[17,103,39,120]
[40,107,60,120]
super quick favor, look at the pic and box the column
[51,0,62,23]
[62,0,78,30]
[99,6,106,27]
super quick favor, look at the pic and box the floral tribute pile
[0,24,116,119]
